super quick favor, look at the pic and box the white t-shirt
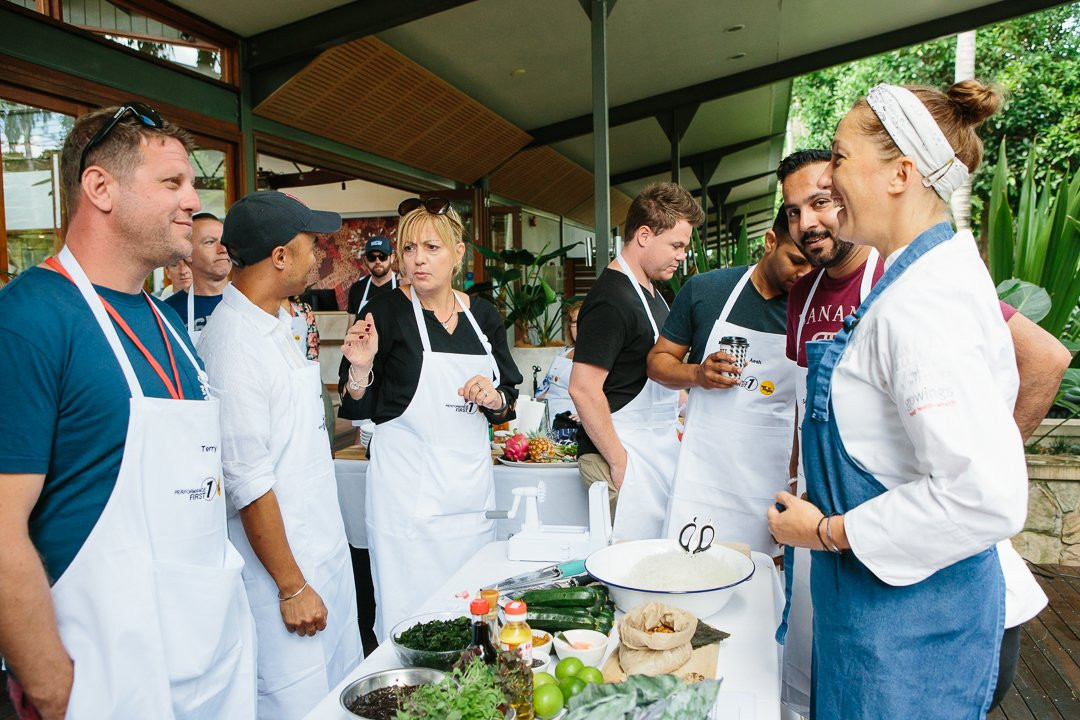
[197,284,311,511]
[832,230,1046,627]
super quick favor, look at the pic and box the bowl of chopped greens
[339,667,446,719]
[391,611,472,671]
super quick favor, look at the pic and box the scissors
[678,517,715,555]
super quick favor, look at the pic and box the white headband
[865,84,970,202]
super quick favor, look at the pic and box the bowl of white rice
[584,539,755,618]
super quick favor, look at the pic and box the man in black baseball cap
[199,190,363,716]
[346,236,397,319]
[220,191,341,268]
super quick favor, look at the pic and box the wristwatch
[489,389,510,415]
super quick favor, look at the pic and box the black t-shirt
[346,275,397,318]
[573,267,670,456]
[338,288,522,424]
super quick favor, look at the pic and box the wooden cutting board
[601,640,721,683]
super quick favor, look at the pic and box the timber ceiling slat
[256,35,531,185]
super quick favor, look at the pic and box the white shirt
[198,284,310,510]
[833,230,1046,627]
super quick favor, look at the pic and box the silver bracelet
[825,515,842,554]
[348,366,374,391]
[279,581,308,602]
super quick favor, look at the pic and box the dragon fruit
[503,433,530,462]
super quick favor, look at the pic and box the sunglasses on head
[365,252,388,262]
[79,102,165,176]
[397,197,451,217]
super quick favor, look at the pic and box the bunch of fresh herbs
[394,657,505,720]
[396,616,471,653]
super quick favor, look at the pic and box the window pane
[190,147,226,218]
[61,0,223,79]
[1,100,73,277]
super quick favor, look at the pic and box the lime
[577,666,604,684]
[533,683,565,719]
[533,671,558,688]
[554,656,584,680]
[558,676,587,702]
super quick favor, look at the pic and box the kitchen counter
[304,541,786,720]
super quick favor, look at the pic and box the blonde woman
[341,197,522,640]
[769,81,1040,717]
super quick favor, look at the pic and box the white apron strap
[56,246,143,399]
[795,269,827,350]
[859,248,880,303]
[614,254,668,341]
[718,265,755,326]
[186,287,196,335]
[409,288,500,385]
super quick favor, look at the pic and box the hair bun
[946,80,1003,126]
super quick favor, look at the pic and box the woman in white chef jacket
[342,198,522,641]
[768,81,1040,718]
[535,301,582,418]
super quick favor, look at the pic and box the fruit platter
[496,432,579,468]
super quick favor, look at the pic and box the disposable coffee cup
[717,336,749,378]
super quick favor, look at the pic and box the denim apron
[802,223,1004,718]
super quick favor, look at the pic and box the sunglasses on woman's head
[397,197,451,217]
[365,252,388,263]
[79,102,164,176]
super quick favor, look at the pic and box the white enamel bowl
[584,539,755,618]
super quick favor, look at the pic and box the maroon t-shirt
[786,258,1016,367]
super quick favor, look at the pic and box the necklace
[420,291,456,329]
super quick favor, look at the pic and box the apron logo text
[444,401,478,414]
[174,477,219,501]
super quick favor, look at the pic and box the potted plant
[474,241,581,346]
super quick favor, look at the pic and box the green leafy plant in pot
[474,241,581,346]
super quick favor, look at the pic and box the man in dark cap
[198,191,363,719]
[346,235,398,320]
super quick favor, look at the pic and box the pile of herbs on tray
[395,616,471,652]
[394,656,506,720]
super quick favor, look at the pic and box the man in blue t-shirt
[0,105,253,718]
[163,211,228,339]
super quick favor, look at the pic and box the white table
[333,459,588,548]
[304,541,786,720]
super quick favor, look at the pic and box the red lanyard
[45,256,185,400]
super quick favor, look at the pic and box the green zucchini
[526,609,603,633]
[521,587,603,608]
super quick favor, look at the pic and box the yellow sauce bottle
[499,600,534,720]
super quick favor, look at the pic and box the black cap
[364,236,392,255]
[221,191,341,267]
[192,211,220,222]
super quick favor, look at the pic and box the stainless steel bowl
[339,667,445,718]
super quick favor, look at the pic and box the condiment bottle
[499,600,533,662]
[467,598,498,664]
[480,588,500,638]
[499,600,534,720]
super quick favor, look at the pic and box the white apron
[781,250,877,716]
[663,266,797,555]
[610,255,681,541]
[366,289,499,641]
[48,247,256,720]
[289,311,309,358]
[539,347,575,417]
[356,274,398,318]
[226,324,363,718]
[186,286,201,344]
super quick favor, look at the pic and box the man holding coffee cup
[647,209,810,556]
